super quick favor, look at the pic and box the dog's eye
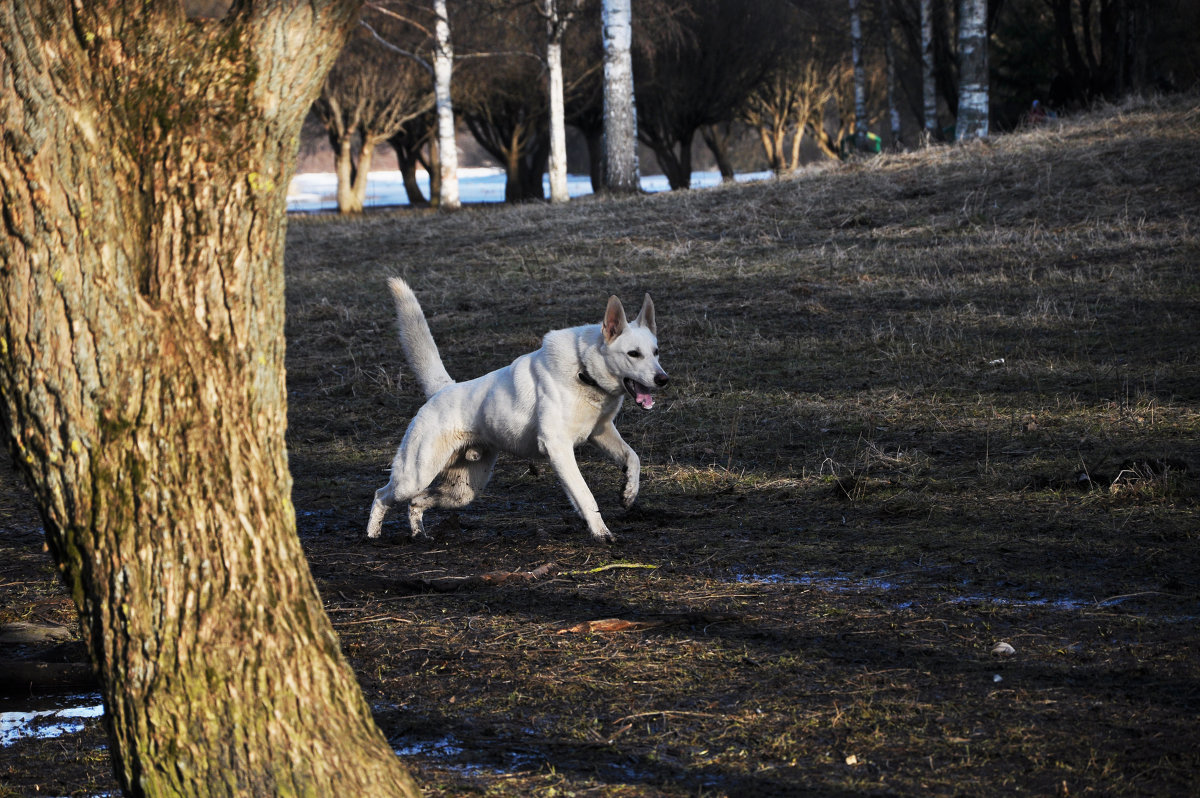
[627,350,642,359]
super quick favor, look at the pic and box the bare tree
[454,1,550,202]
[0,1,420,794]
[742,57,837,174]
[388,110,438,205]
[313,19,434,213]
[635,0,783,190]
[955,0,988,140]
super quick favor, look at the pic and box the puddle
[0,693,105,747]
[393,733,542,778]
[728,570,1195,620]
[946,593,1127,611]
[733,572,901,593]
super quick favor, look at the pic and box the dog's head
[601,294,668,410]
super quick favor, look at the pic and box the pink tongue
[636,390,654,409]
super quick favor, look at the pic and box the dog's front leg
[539,436,614,542]
[589,421,640,510]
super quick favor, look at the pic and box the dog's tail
[388,277,454,398]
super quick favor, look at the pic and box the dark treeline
[313,0,1199,207]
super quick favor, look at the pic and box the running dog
[366,278,667,543]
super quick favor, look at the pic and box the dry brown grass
[2,94,1198,796]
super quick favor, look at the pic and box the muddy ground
[2,96,1199,796]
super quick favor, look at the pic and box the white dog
[367,278,668,543]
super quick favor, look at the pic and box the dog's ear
[634,293,656,336]
[602,295,627,343]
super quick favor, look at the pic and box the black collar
[578,369,601,389]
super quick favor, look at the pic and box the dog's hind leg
[406,448,497,537]
[366,423,465,539]
[367,481,398,539]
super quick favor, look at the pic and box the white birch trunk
[545,2,569,203]
[434,0,460,209]
[602,0,639,192]
[955,0,989,141]
[921,0,937,143]
[849,0,867,149]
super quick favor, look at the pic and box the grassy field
[2,94,1199,796]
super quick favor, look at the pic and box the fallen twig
[422,561,558,592]
[557,618,665,634]
[563,562,659,576]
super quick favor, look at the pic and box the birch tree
[955,0,988,140]
[540,0,582,203]
[434,0,461,207]
[602,0,639,192]
[849,0,868,148]
[0,1,419,794]
[921,0,938,142]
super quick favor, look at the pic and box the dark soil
[2,95,1199,796]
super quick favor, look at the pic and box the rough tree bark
[0,2,419,795]
[601,0,639,192]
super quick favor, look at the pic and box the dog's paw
[621,482,639,510]
[591,527,618,544]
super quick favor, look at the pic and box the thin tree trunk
[545,1,570,203]
[400,158,429,205]
[336,133,357,212]
[787,115,805,171]
[700,123,736,182]
[955,0,989,140]
[758,126,781,174]
[426,135,443,204]
[434,0,460,209]
[349,137,382,212]
[584,128,604,191]
[602,0,639,192]
[849,0,868,149]
[0,3,418,795]
[881,0,902,149]
[921,0,938,142]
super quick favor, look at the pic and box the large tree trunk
[601,0,639,192]
[0,3,419,796]
[955,0,989,140]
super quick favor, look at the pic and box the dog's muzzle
[624,372,668,410]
